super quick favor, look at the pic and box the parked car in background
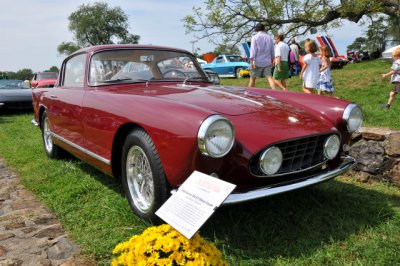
[31,72,58,88]
[201,55,249,78]
[382,45,400,62]
[0,80,32,110]
[32,44,362,222]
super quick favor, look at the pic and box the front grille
[42,84,54,88]
[250,133,340,177]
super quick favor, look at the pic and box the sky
[0,0,368,72]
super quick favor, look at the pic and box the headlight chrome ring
[324,135,340,160]
[198,115,235,158]
[259,146,283,176]
[343,103,363,133]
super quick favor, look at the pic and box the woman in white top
[300,40,321,93]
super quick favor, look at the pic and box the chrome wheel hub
[43,117,53,153]
[126,146,154,213]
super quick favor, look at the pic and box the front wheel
[121,129,168,222]
[235,67,244,78]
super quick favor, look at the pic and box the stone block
[387,132,400,156]
[350,140,386,174]
[388,161,400,186]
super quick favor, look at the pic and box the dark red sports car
[32,44,362,222]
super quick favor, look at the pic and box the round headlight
[324,135,340,160]
[343,103,363,132]
[198,115,235,158]
[259,146,283,175]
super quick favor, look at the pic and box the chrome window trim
[51,132,111,165]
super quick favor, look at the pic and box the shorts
[250,66,273,78]
[391,83,400,94]
[273,61,290,80]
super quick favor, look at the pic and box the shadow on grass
[200,180,399,261]
[0,109,33,123]
[66,155,399,263]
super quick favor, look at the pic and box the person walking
[381,47,400,109]
[300,40,321,94]
[289,38,301,76]
[248,23,276,89]
[273,33,290,91]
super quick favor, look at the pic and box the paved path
[0,158,92,266]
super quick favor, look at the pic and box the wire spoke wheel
[126,146,155,213]
[121,129,167,222]
[43,116,53,154]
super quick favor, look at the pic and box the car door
[45,53,87,148]
[209,56,226,75]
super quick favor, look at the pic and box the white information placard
[156,171,236,239]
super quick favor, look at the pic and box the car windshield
[37,73,58,79]
[0,80,26,89]
[226,55,245,62]
[89,49,208,85]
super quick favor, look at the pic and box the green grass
[0,60,400,265]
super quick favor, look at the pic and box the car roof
[36,72,57,74]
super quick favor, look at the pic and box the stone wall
[349,127,400,186]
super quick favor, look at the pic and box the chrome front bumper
[222,155,356,204]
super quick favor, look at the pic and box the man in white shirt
[273,33,290,90]
[248,23,276,89]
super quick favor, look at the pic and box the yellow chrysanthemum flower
[112,224,227,266]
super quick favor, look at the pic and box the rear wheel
[121,129,168,222]
[41,111,62,159]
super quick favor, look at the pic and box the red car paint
[32,44,360,220]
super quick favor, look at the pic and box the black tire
[235,67,244,78]
[121,129,168,223]
[41,111,62,159]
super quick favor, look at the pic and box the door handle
[50,94,57,99]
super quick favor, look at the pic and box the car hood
[151,84,336,151]
[0,89,32,98]
[153,84,307,116]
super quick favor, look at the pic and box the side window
[64,54,86,87]
[216,57,224,63]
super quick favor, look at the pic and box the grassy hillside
[221,60,399,129]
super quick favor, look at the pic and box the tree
[57,42,81,56]
[347,14,398,53]
[57,2,140,56]
[213,44,240,55]
[7,69,33,80]
[183,0,400,46]
[46,66,59,73]
[347,37,367,51]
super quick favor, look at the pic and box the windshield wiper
[103,78,152,83]
[183,76,207,84]
[103,78,133,83]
